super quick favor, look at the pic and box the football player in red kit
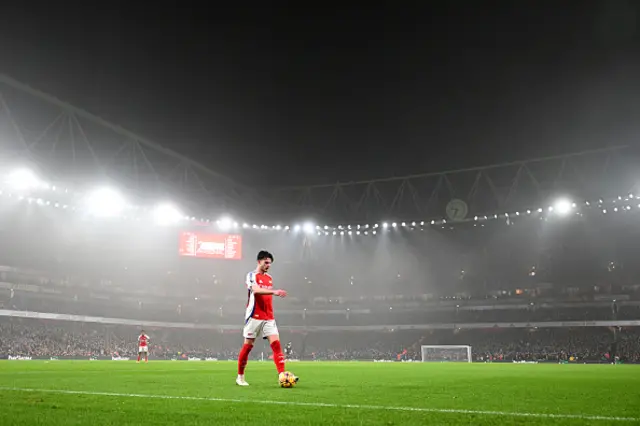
[236,250,297,386]
[137,331,149,363]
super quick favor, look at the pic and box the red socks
[270,340,285,374]
[237,341,284,375]
[238,343,253,375]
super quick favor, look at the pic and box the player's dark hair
[257,250,273,262]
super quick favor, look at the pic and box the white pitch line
[0,387,636,422]
[0,368,206,375]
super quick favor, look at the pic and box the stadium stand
[0,192,639,363]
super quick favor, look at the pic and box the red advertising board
[179,232,242,260]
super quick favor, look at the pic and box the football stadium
[0,73,639,426]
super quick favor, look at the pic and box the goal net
[421,345,472,363]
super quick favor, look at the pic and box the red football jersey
[245,271,274,321]
[138,334,149,347]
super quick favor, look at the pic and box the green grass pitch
[0,361,638,425]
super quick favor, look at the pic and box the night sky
[0,2,638,187]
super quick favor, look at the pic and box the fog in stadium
[0,4,639,425]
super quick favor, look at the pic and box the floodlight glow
[302,222,315,234]
[553,198,573,216]
[293,224,301,232]
[217,216,233,230]
[85,187,126,217]
[6,168,40,191]
[153,203,182,225]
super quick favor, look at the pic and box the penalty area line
[0,387,636,422]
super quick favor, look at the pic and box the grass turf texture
[0,361,638,425]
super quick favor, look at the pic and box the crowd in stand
[460,328,640,362]
[3,286,639,327]
[0,320,237,359]
[0,321,106,357]
[1,319,638,363]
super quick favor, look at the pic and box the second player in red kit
[137,331,149,363]
[236,250,297,386]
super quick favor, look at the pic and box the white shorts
[138,346,148,353]
[243,319,279,339]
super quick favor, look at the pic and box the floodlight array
[0,168,635,236]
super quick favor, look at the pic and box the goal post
[421,345,472,363]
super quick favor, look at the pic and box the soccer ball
[279,371,297,388]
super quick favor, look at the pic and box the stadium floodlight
[553,198,573,216]
[153,203,182,225]
[217,216,233,230]
[85,187,126,217]
[421,345,472,363]
[302,222,315,234]
[6,168,41,191]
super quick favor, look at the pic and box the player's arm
[246,272,287,297]
[252,285,286,297]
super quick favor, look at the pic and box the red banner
[178,232,242,260]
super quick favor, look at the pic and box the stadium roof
[1,75,637,224]
[0,74,270,217]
